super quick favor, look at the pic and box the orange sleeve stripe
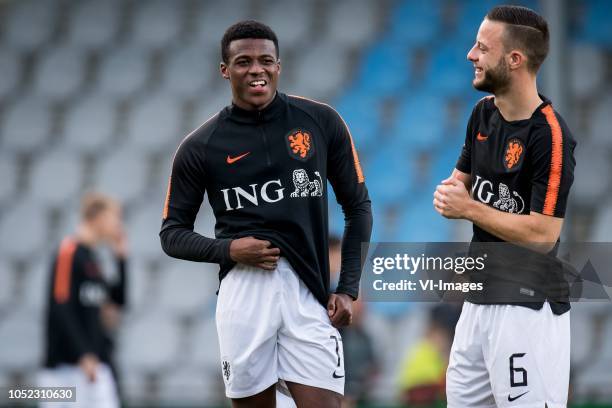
[541,105,563,216]
[53,238,77,304]
[289,94,365,183]
[162,113,219,219]
[163,175,172,220]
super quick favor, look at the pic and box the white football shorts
[447,301,570,408]
[215,257,345,399]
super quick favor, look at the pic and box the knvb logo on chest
[472,175,526,214]
[220,169,323,211]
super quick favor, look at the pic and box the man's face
[467,19,511,94]
[221,38,280,111]
[93,203,122,242]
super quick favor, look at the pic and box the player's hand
[229,237,280,270]
[327,293,353,328]
[433,177,472,219]
[78,353,99,383]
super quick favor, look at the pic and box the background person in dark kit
[40,192,128,408]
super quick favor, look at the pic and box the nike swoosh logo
[507,391,529,402]
[226,152,250,164]
[477,132,488,141]
[332,371,344,379]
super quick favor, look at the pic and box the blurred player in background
[160,20,372,407]
[434,5,576,408]
[40,192,128,408]
[329,236,378,408]
[397,304,461,406]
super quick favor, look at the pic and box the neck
[75,223,99,247]
[233,92,276,112]
[493,74,542,121]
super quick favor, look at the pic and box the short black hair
[221,20,279,64]
[486,5,549,73]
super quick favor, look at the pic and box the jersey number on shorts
[509,353,528,387]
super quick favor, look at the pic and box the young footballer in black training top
[433,6,576,408]
[160,21,372,407]
[41,193,127,408]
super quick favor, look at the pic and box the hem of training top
[279,374,344,396]
[225,379,278,399]
[447,404,496,408]
[501,402,566,408]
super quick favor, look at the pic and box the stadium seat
[0,308,43,371]
[160,44,217,97]
[326,0,378,49]
[0,49,21,100]
[579,0,612,47]
[129,0,182,50]
[96,46,150,99]
[392,94,446,151]
[28,150,83,208]
[289,44,349,100]
[4,0,57,51]
[67,0,120,50]
[0,260,15,308]
[569,304,597,366]
[189,317,221,372]
[194,0,253,49]
[1,96,51,154]
[117,313,181,372]
[352,40,411,98]
[0,154,18,206]
[190,87,232,131]
[62,95,116,153]
[588,93,612,148]
[157,259,219,317]
[22,260,51,312]
[91,149,150,204]
[0,199,48,261]
[257,0,311,50]
[388,0,441,46]
[33,46,85,100]
[569,45,606,100]
[591,204,612,241]
[125,202,165,259]
[125,92,183,154]
[571,143,611,206]
[158,365,223,405]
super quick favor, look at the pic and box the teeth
[250,80,266,86]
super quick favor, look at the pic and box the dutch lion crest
[286,129,314,161]
[291,169,323,198]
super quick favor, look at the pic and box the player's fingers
[260,255,280,263]
[261,247,281,256]
[257,261,276,271]
[433,191,445,202]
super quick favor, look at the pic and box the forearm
[160,226,232,264]
[336,200,373,299]
[465,200,559,249]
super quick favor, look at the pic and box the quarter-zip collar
[226,92,286,124]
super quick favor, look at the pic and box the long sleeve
[326,108,373,300]
[108,257,127,306]
[49,240,94,359]
[160,134,233,264]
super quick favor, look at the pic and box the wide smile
[248,79,268,91]
[474,66,484,77]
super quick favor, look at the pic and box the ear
[277,59,282,75]
[220,62,230,80]
[508,50,524,71]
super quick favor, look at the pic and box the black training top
[456,95,576,314]
[160,92,372,306]
[45,237,126,367]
